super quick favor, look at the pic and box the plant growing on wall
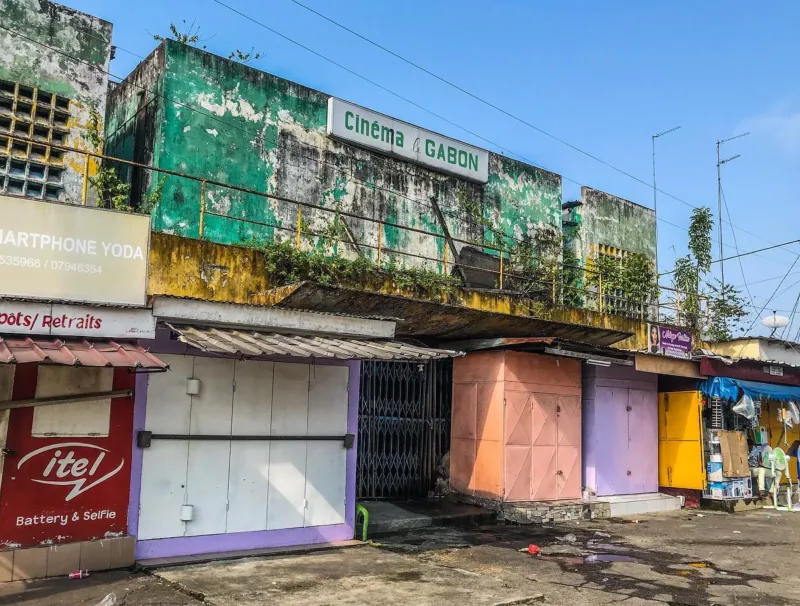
[229,48,263,65]
[87,105,162,214]
[152,20,206,48]
[455,189,498,246]
[255,239,459,302]
[152,20,263,64]
[585,251,658,317]
[508,227,564,302]
[706,278,748,341]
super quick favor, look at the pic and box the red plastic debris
[527,544,541,556]
[68,570,90,579]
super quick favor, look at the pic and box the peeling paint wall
[108,41,561,270]
[563,186,657,272]
[105,45,165,205]
[0,0,112,204]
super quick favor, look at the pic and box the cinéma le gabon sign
[327,98,489,183]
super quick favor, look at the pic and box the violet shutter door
[595,386,630,496]
[628,389,659,494]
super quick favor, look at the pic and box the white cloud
[736,103,800,152]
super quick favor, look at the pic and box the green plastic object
[355,504,369,542]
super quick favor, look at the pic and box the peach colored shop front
[451,351,582,502]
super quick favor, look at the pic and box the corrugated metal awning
[0,337,168,368]
[169,324,463,360]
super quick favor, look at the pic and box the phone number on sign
[0,256,103,274]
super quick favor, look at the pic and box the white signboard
[0,301,155,339]
[0,196,150,306]
[327,98,489,183]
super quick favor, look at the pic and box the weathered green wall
[563,186,657,271]
[0,0,111,96]
[107,41,562,271]
[105,45,165,205]
[0,0,112,204]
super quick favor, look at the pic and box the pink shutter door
[504,391,532,501]
[530,393,558,500]
[556,395,582,499]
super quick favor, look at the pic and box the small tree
[706,279,748,341]
[669,206,747,339]
[509,227,563,301]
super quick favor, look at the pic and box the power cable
[208,0,794,267]
[48,10,798,274]
[3,21,745,269]
[281,0,790,252]
[720,186,756,310]
[659,239,800,278]
[4,21,792,278]
[782,287,800,340]
[740,248,800,343]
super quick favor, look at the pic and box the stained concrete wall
[0,0,112,204]
[106,41,562,272]
[563,186,657,272]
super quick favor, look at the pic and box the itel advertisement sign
[0,367,133,547]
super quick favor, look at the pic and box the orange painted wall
[451,351,582,502]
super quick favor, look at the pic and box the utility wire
[659,239,800,278]
[721,186,756,309]
[782,287,800,340]
[740,249,800,340]
[5,21,793,279]
[3,21,754,270]
[281,0,790,252]
[209,0,794,268]
[53,8,798,272]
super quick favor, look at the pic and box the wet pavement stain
[584,554,638,563]
[376,521,779,606]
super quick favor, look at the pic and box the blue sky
[70,0,800,335]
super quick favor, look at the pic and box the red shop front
[0,337,166,581]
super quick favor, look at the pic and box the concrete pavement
[3,508,799,605]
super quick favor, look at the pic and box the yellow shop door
[658,391,706,489]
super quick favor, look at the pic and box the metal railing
[0,132,709,327]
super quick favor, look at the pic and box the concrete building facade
[105,41,563,275]
[563,186,657,281]
[0,0,112,204]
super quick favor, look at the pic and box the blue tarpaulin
[701,376,800,402]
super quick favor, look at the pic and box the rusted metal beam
[428,196,467,285]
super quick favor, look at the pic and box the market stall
[701,377,800,509]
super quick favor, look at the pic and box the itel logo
[16,443,125,502]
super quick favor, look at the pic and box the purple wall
[129,330,360,559]
[582,364,658,496]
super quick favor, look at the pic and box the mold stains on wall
[564,185,657,273]
[0,0,112,205]
[106,41,564,271]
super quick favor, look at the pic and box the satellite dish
[762,314,790,330]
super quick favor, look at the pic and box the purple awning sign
[647,323,692,359]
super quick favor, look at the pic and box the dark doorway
[357,359,452,499]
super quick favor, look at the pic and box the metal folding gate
[357,359,452,499]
